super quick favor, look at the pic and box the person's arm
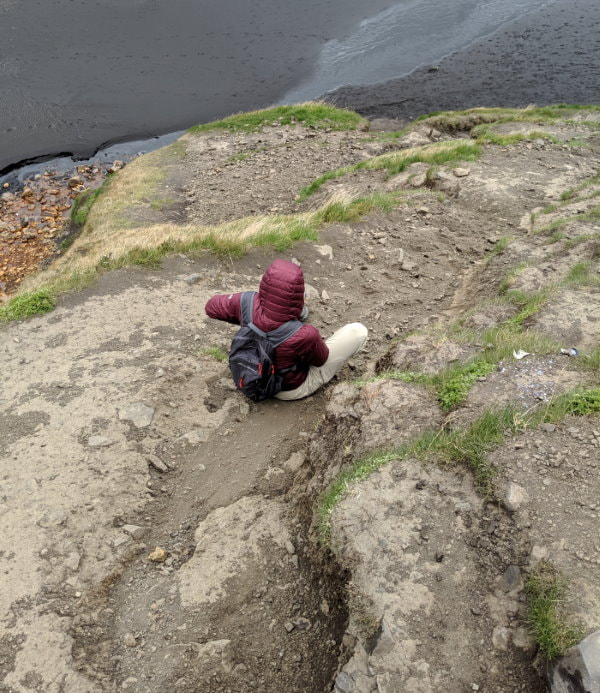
[297,325,329,366]
[204,293,243,325]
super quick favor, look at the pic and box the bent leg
[275,323,368,400]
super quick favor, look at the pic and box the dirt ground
[2,112,600,692]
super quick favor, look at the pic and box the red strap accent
[271,365,275,375]
[258,363,262,375]
[239,378,243,389]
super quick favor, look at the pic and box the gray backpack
[228,292,303,401]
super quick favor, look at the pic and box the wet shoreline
[326,0,600,121]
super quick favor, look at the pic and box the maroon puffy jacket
[205,259,329,390]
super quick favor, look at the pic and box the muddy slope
[2,110,600,692]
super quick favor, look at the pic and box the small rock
[67,176,82,188]
[547,629,600,692]
[65,551,81,571]
[88,435,114,448]
[156,368,166,378]
[37,509,67,528]
[304,283,320,301]
[453,167,470,177]
[492,625,510,651]
[21,187,33,198]
[123,524,146,540]
[148,455,169,473]
[148,547,168,563]
[501,564,521,592]
[284,621,295,633]
[315,244,333,260]
[285,541,295,555]
[292,617,311,630]
[503,482,528,512]
[335,672,355,693]
[184,273,203,285]
[540,423,556,433]
[118,402,154,428]
[530,545,548,563]
[321,290,330,302]
[417,207,429,215]
[124,632,137,648]
[239,400,250,416]
[181,429,209,445]
[122,678,138,690]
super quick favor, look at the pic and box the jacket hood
[258,259,305,324]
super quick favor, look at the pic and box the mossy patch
[188,102,366,135]
[0,290,55,322]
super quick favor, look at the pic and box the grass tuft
[298,141,481,201]
[526,562,584,659]
[564,261,600,287]
[188,103,366,134]
[0,290,56,322]
[198,346,228,362]
[70,183,108,227]
[317,384,600,543]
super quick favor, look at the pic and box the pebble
[88,435,114,448]
[321,290,330,301]
[540,423,556,433]
[503,482,528,512]
[124,632,137,648]
[65,551,81,571]
[148,547,168,563]
[118,402,155,428]
[123,524,146,540]
[453,167,471,177]
[292,617,311,630]
[285,540,295,555]
[147,454,169,473]
[284,621,295,633]
[184,273,203,285]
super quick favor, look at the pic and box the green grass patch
[0,290,56,322]
[70,181,110,227]
[535,205,600,235]
[564,260,600,287]
[474,127,559,147]
[361,322,558,410]
[298,141,481,201]
[415,105,600,131]
[198,346,228,362]
[318,384,600,542]
[317,405,519,541]
[485,236,512,263]
[437,360,496,409]
[188,103,366,135]
[526,562,584,659]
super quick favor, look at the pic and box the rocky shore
[0,162,125,299]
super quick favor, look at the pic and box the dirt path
[2,109,600,692]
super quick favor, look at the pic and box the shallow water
[0,0,560,173]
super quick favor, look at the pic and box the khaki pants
[275,323,368,401]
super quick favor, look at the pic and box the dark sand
[326,0,600,121]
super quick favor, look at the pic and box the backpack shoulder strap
[268,320,304,348]
[240,291,257,327]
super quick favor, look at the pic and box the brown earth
[1,111,600,692]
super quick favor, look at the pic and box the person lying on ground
[204,259,368,400]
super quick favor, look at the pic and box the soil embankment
[1,105,600,692]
